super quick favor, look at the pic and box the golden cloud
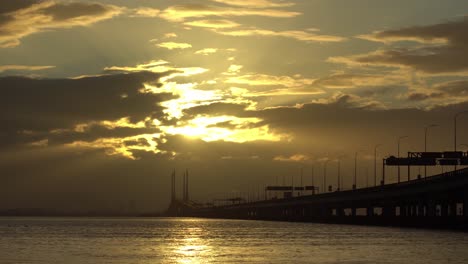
[159,4,300,22]
[156,41,192,50]
[274,154,310,162]
[195,48,219,55]
[184,19,241,29]
[0,64,55,72]
[131,7,160,17]
[66,134,162,160]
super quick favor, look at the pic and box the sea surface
[0,217,467,264]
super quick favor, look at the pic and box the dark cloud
[183,102,249,118]
[0,1,36,14]
[42,2,113,21]
[0,0,122,48]
[0,71,174,148]
[435,80,468,96]
[48,127,158,147]
[407,92,444,101]
[369,17,468,45]
[313,72,406,89]
[334,17,468,74]
[407,80,468,101]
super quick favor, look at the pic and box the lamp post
[374,144,382,187]
[311,164,315,194]
[424,124,438,178]
[323,159,330,193]
[354,150,364,190]
[455,111,468,171]
[398,136,409,183]
[299,167,303,197]
[337,159,341,191]
[336,155,345,191]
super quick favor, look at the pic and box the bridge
[166,152,468,230]
[189,168,468,229]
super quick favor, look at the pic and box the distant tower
[185,169,189,202]
[182,170,186,202]
[171,169,176,202]
[181,169,189,203]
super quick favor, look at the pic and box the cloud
[223,64,243,74]
[104,60,208,79]
[274,154,310,162]
[435,80,468,96]
[0,0,122,48]
[164,32,177,38]
[131,7,160,17]
[182,102,249,117]
[226,73,315,87]
[242,87,324,97]
[216,28,346,43]
[195,48,219,55]
[184,19,241,29]
[407,80,468,102]
[0,65,55,73]
[156,42,192,50]
[313,72,408,89]
[160,115,285,143]
[159,4,300,22]
[0,71,174,150]
[210,0,295,8]
[333,17,468,74]
[407,92,445,101]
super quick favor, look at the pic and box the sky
[1,0,468,214]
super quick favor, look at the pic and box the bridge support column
[417,203,424,216]
[427,201,436,217]
[367,207,374,217]
[464,194,468,217]
[382,206,395,217]
[351,208,356,217]
[336,208,345,217]
[441,203,449,217]
[448,202,456,217]
[400,204,407,217]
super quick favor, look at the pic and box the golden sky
[1,0,468,212]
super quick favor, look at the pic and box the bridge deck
[181,168,468,230]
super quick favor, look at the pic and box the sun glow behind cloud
[161,115,284,143]
[100,59,291,157]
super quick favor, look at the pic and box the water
[0,217,467,264]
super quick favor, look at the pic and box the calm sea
[0,217,467,263]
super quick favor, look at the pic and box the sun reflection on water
[172,223,213,264]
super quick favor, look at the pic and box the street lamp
[454,111,468,171]
[398,136,409,183]
[323,159,330,193]
[354,150,364,190]
[310,164,315,194]
[336,155,345,191]
[424,124,438,178]
[374,144,382,187]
